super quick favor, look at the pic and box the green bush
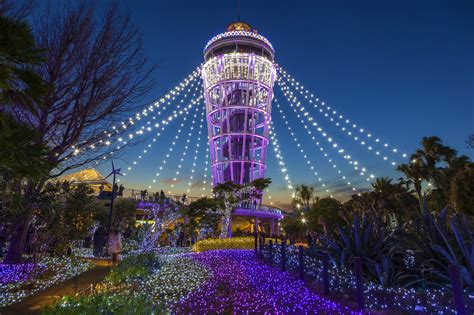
[106,252,160,284]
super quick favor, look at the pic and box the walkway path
[171,250,355,314]
[0,260,111,315]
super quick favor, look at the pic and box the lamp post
[104,160,122,254]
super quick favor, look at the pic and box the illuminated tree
[213,178,271,238]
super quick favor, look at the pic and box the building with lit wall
[202,22,282,235]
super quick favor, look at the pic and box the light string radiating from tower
[279,74,397,167]
[269,121,295,198]
[121,80,203,175]
[132,76,201,140]
[274,95,361,193]
[274,97,337,197]
[150,95,203,191]
[277,66,407,164]
[275,97,327,193]
[169,103,205,195]
[75,68,201,161]
[90,74,201,168]
[186,102,206,195]
[278,78,375,183]
[199,145,212,197]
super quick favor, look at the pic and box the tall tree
[346,177,418,226]
[213,181,243,238]
[307,197,343,234]
[27,1,155,174]
[293,184,315,212]
[0,12,49,178]
[0,15,46,109]
[450,164,474,215]
[0,11,52,263]
[213,178,271,238]
[186,197,221,239]
[397,136,457,210]
[2,1,155,263]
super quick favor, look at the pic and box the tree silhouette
[2,1,155,263]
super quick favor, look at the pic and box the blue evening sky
[90,0,473,208]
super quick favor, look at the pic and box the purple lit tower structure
[202,22,282,235]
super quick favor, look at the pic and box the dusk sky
[89,0,473,208]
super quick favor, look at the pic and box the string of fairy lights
[274,95,361,193]
[185,104,206,195]
[150,95,204,191]
[89,62,405,201]
[269,121,295,198]
[278,78,375,183]
[119,79,203,177]
[75,68,201,161]
[168,99,204,194]
[200,146,212,197]
[274,98,326,192]
[275,97,342,197]
[91,73,201,168]
[277,66,408,165]
[132,75,201,141]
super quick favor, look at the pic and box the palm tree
[416,136,457,169]
[372,177,395,194]
[397,137,457,211]
[0,15,49,180]
[0,114,51,180]
[293,184,315,212]
[0,15,46,110]
[397,158,425,211]
[0,15,49,264]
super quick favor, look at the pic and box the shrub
[106,252,160,284]
[43,292,162,314]
[192,237,254,252]
[408,207,474,290]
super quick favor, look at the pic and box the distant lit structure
[202,22,281,235]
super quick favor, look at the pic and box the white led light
[277,66,406,165]
[278,78,374,185]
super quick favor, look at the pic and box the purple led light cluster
[0,263,44,285]
[171,250,355,314]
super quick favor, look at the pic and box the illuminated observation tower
[202,22,282,235]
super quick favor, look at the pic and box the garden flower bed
[45,249,211,313]
[47,249,354,314]
[0,256,94,308]
[171,250,354,313]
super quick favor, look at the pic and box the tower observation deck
[202,22,276,191]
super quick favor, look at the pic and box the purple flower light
[0,263,44,285]
[171,250,355,314]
